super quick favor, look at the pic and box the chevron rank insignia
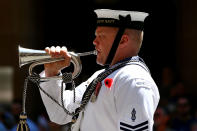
[120,121,148,131]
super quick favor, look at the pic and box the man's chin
[96,59,104,66]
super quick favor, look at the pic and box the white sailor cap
[94,9,149,30]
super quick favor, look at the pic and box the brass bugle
[18,45,97,81]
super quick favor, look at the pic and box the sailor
[39,9,160,131]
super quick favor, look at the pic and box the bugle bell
[18,45,97,81]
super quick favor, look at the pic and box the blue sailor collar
[108,56,149,73]
[110,56,142,67]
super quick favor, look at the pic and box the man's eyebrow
[95,31,103,36]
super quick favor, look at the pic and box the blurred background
[0,0,197,130]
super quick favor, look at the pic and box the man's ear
[119,34,129,48]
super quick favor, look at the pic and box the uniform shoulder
[115,62,150,80]
[113,63,158,95]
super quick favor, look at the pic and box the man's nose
[93,38,98,46]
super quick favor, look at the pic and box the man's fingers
[44,46,71,76]
[60,46,71,57]
[62,46,67,51]
[45,46,71,59]
[50,46,56,57]
[55,46,61,54]
[45,47,50,54]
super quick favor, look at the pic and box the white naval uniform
[39,61,160,131]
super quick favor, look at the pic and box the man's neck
[109,55,137,67]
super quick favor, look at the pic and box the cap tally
[94,9,149,31]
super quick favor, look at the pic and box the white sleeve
[39,71,88,125]
[114,77,159,131]
[39,69,104,125]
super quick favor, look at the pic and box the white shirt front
[39,61,160,131]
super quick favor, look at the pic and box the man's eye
[99,35,104,38]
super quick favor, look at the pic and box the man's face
[93,26,118,65]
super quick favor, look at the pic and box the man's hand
[44,46,71,77]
